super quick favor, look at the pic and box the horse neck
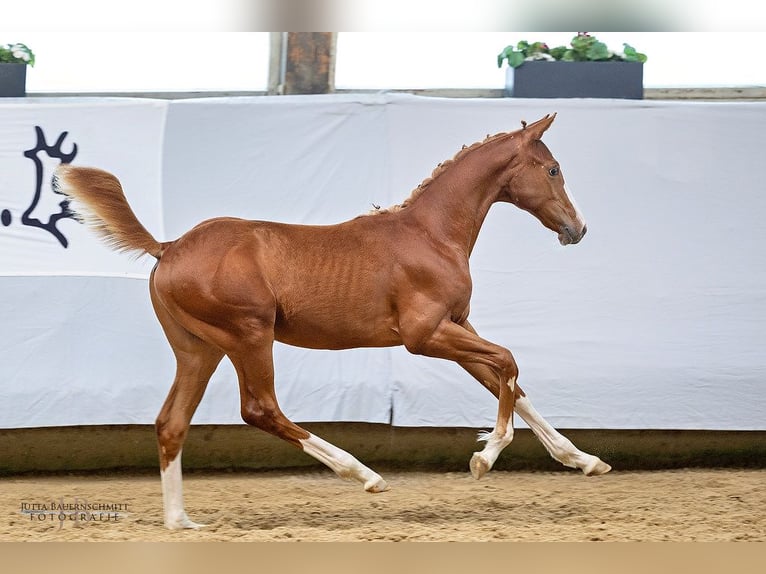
[402,140,511,256]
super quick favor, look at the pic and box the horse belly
[273,295,401,350]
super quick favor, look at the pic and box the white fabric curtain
[1,95,764,429]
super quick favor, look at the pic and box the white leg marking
[299,433,388,492]
[515,396,611,476]
[471,426,514,480]
[160,450,205,529]
[471,377,516,479]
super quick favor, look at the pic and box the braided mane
[365,129,516,216]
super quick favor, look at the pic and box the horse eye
[548,167,559,177]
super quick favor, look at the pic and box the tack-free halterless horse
[54,113,610,530]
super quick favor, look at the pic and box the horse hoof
[583,458,612,476]
[470,452,490,480]
[166,521,205,530]
[364,476,389,493]
[166,514,206,530]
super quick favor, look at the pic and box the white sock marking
[515,395,610,475]
[160,450,203,529]
[300,433,388,492]
[474,377,517,472]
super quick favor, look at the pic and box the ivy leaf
[623,43,648,63]
[587,41,610,61]
[570,34,595,55]
[508,51,525,68]
[497,46,514,68]
[497,47,526,68]
[549,46,567,60]
[561,49,577,62]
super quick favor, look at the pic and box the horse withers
[53,113,610,530]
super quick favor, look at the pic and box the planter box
[505,61,643,99]
[0,63,27,97]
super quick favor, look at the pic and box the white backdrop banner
[1,95,764,430]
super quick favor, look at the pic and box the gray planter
[505,61,643,99]
[0,63,27,97]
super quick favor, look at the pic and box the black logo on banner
[1,126,79,247]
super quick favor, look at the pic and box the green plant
[498,33,646,69]
[0,43,35,66]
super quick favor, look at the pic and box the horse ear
[522,113,557,140]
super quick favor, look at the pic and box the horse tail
[53,165,165,259]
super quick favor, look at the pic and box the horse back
[152,216,412,349]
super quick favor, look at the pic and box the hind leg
[155,340,223,529]
[152,286,224,529]
[228,331,388,493]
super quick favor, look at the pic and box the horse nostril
[581,224,587,238]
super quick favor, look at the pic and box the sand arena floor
[2,467,764,541]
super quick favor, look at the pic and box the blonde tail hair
[53,165,164,259]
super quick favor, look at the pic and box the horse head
[500,114,587,246]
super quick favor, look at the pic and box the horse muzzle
[558,223,587,245]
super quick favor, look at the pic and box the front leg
[469,371,516,480]
[401,316,518,479]
[458,320,611,476]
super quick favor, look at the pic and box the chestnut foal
[54,113,610,530]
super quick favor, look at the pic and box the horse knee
[497,348,518,388]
